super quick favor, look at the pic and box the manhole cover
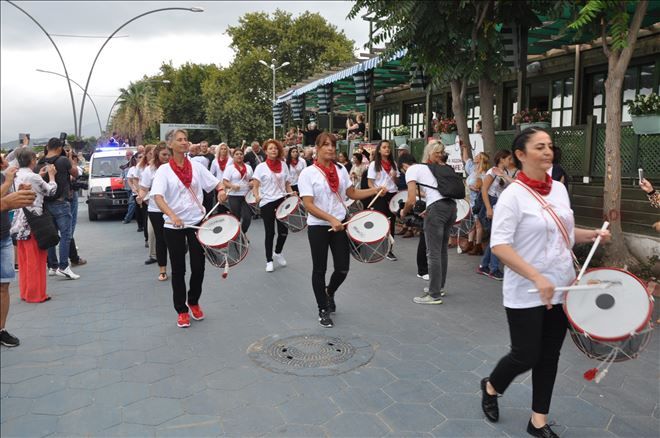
[248,331,374,376]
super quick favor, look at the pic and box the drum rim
[563,267,653,342]
[454,199,470,224]
[346,210,390,244]
[196,213,241,249]
[275,195,302,220]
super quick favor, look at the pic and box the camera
[397,199,425,229]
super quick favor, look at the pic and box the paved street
[1,198,658,437]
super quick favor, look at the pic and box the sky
[0,1,370,144]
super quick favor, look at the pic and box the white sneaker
[417,274,430,281]
[273,252,287,267]
[56,266,80,280]
[423,286,446,297]
[48,268,57,276]
[266,261,274,272]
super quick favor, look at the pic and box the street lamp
[105,80,171,134]
[77,7,204,139]
[259,58,290,139]
[36,69,104,136]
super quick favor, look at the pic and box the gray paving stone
[68,368,122,390]
[431,393,483,420]
[0,365,48,384]
[278,395,340,425]
[266,423,326,437]
[102,422,156,437]
[17,346,77,363]
[149,376,206,399]
[31,388,93,415]
[291,375,347,398]
[240,379,300,407]
[92,381,149,406]
[205,366,259,390]
[430,337,477,354]
[563,426,617,437]
[99,350,146,370]
[52,331,98,347]
[42,355,98,376]
[381,360,440,381]
[341,367,396,389]
[431,419,505,437]
[222,405,284,436]
[383,379,442,404]
[183,389,247,416]
[551,396,613,428]
[145,345,191,364]
[429,371,480,395]
[0,413,58,438]
[0,397,32,423]
[607,415,660,438]
[331,387,395,414]
[55,403,122,434]
[75,340,123,357]
[123,397,184,426]
[8,374,68,399]
[379,403,446,433]
[580,383,658,416]
[122,363,174,384]
[498,383,533,409]
[433,352,484,372]
[384,432,432,438]
[325,412,391,437]
[155,414,223,437]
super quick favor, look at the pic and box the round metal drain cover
[248,331,374,376]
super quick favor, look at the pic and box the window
[591,73,606,124]
[466,93,480,132]
[374,106,400,140]
[405,102,425,138]
[505,86,518,129]
[551,77,574,127]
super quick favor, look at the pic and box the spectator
[346,114,366,138]
[37,137,80,280]
[462,144,490,255]
[303,147,314,167]
[286,146,306,193]
[68,152,87,266]
[337,151,352,174]
[396,144,411,191]
[640,178,660,231]
[244,141,266,170]
[10,149,58,302]
[200,141,214,170]
[304,122,322,146]
[349,153,366,189]
[189,144,209,169]
[550,145,568,188]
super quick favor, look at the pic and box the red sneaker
[177,312,190,328]
[189,305,205,321]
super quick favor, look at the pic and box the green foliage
[391,125,410,136]
[626,92,660,116]
[112,80,163,144]
[568,0,632,51]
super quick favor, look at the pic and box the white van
[86,147,136,221]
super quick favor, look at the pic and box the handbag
[22,207,60,250]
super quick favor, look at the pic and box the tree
[111,80,162,146]
[569,0,649,267]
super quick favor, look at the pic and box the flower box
[631,115,660,135]
[439,132,458,145]
[393,135,408,147]
[519,121,551,131]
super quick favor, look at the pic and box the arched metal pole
[7,0,78,137]
[78,7,203,138]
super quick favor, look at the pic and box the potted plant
[513,108,551,130]
[390,125,410,146]
[434,117,458,145]
[626,92,660,135]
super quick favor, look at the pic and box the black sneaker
[0,329,20,347]
[318,310,333,328]
[386,251,398,261]
[526,419,559,438]
[144,258,158,265]
[480,377,499,422]
[326,288,336,313]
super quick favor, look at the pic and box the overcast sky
[0,1,370,143]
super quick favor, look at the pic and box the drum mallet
[366,188,385,210]
[577,221,609,282]
[203,201,221,221]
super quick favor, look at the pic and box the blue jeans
[124,191,136,222]
[0,236,15,283]
[70,191,79,235]
[46,200,72,270]
[481,245,501,273]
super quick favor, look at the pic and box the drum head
[455,199,470,224]
[276,196,300,219]
[564,268,652,342]
[347,210,390,243]
[389,191,408,214]
[197,214,241,248]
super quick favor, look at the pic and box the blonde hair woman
[461,147,490,255]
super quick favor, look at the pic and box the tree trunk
[602,59,637,268]
[479,77,497,158]
[450,79,472,153]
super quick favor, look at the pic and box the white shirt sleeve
[490,190,521,247]
[150,166,168,198]
[297,168,314,198]
[210,159,219,178]
[366,162,377,180]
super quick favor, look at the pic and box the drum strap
[514,180,580,270]
[185,185,206,217]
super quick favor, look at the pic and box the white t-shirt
[367,161,399,193]
[404,164,444,207]
[150,161,220,228]
[210,157,234,180]
[139,166,161,212]
[252,162,291,207]
[486,168,509,198]
[298,164,352,226]
[490,182,575,309]
[288,160,307,186]
[223,163,253,196]
[191,155,210,169]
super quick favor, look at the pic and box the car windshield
[91,156,125,177]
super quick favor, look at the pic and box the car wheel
[88,206,98,221]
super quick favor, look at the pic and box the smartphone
[639,168,644,182]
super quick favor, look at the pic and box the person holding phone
[639,174,659,231]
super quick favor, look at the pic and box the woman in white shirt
[135,145,154,247]
[367,140,399,261]
[480,128,610,437]
[151,129,227,328]
[223,149,253,233]
[285,147,306,193]
[139,143,171,281]
[251,139,293,272]
[298,133,385,328]
[209,143,233,213]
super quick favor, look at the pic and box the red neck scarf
[315,161,339,193]
[517,171,552,196]
[381,158,392,174]
[234,162,247,178]
[170,157,193,188]
[266,158,282,173]
[217,156,228,171]
[290,158,298,167]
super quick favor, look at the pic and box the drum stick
[527,281,620,293]
[366,188,384,210]
[576,221,609,281]
[165,222,213,231]
[203,201,221,221]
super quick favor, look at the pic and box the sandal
[158,273,168,281]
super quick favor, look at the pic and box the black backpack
[422,163,465,199]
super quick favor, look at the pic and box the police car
[86,147,136,221]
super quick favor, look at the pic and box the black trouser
[69,238,80,263]
[489,305,568,414]
[260,198,288,262]
[134,196,144,231]
[290,184,299,194]
[372,192,396,237]
[417,231,428,276]
[148,211,168,268]
[307,224,350,311]
[228,196,252,233]
[203,190,215,216]
[141,203,149,241]
[164,227,205,314]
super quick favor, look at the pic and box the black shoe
[319,309,333,328]
[0,329,20,347]
[527,420,559,438]
[480,378,499,422]
[122,220,130,224]
[144,258,158,265]
[137,228,144,232]
[386,251,398,261]
[326,289,336,313]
